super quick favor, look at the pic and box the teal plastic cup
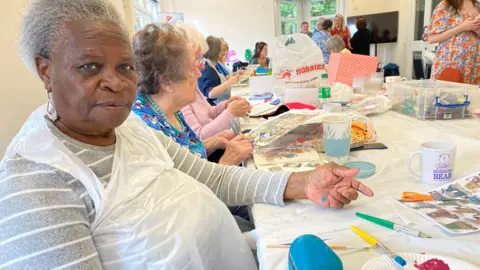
[323,114,352,163]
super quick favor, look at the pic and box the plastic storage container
[386,80,477,120]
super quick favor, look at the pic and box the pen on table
[266,244,370,250]
[351,225,407,268]
[356,212,432,238]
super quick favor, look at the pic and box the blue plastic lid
[344,161,376,178]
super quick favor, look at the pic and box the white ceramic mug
[408,141,456,184]
[385,76,402,83]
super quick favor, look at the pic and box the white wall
[0,1,45,157]
[348,0,412,76]
[161,0,276,63]
[0,0,127,157]
[161,0,411,75]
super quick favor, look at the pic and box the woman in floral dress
[423,0,480,84]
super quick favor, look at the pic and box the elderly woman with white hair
[0,0,374,269]
[327,35,352,54]
[176,23,251,140]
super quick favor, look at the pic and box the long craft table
[249,111,480,269]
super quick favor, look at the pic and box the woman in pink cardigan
[182,88,250,139]
[178,23,251,139]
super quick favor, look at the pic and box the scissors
[401,192,434,202]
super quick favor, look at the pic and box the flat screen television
[347,11,399,44]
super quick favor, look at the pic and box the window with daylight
[309,0,337,31]
[277,0,343,36]
[280,0,298,35]
[134,0,161,32]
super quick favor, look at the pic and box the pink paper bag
[327,53,379,86]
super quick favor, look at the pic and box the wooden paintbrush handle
[267,244,370,250]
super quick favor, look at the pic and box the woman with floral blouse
[423,0,480,84]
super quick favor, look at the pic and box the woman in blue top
[216,38,231,77]
[312,19,333,64]
[249,41,270,68]
[198,36,241,105]
[132,24,253,167]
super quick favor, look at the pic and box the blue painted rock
[288,234,343,270]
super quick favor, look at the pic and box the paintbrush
[266,244,371,250]
[351,225,407,268]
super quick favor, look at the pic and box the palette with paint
[362,253,479,270]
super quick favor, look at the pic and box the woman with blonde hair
[331,14,352,49]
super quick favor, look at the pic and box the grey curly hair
[133,24,191,95]
[19,0,126,74]
[327,35,346,53]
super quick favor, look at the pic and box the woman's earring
[46,92,58,122]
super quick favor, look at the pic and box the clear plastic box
[386,80,478,120]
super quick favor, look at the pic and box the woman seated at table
[0,0,374,268]
[249,41,270,68]
[313,19,334,64]
[216,38,231,77]
[198,36,241,105]
[327,35,352,54]
[132,24,255,230]
[132,24,252,167]
[177,23,252,140]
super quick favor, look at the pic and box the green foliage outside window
[281,21,297,35]
[280,0,337,34]
[310,0,336,16]
[280,2,297,19]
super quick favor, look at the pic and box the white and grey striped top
[0,120,290,269]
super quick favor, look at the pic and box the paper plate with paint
[362,253,479,270]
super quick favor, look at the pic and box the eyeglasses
[195,58,205,66]
[190,59,203,74]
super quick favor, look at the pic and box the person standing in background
[350,16,371,55]
[331,14,352,50]
[312,17,326,37]
[312,19,333,64]
[249,42,270,68]
[423,0,479,84]
[301,21,313,38]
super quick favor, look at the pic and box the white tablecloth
[251,111,480,269]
